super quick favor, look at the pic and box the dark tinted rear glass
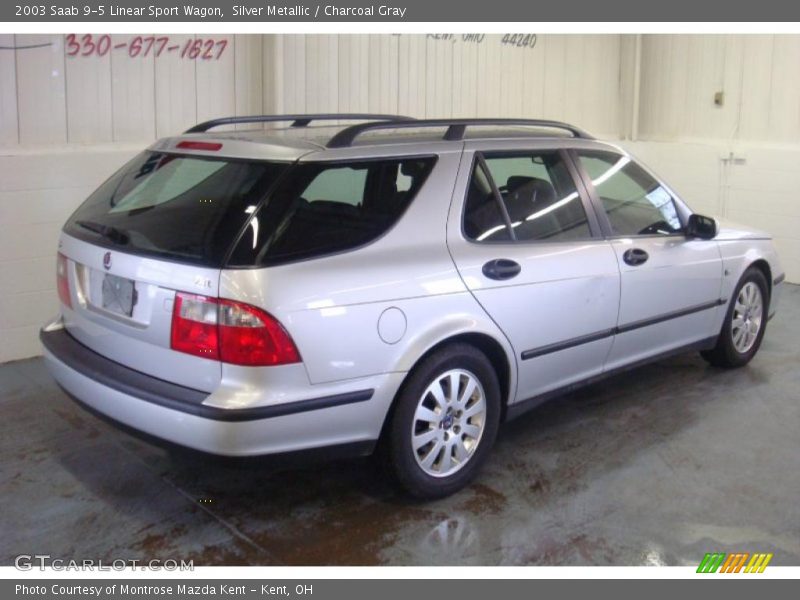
[64,152,287,266]
[227,157,436,266]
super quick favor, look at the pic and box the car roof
[148,120,624,162]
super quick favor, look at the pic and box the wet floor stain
[3,285,800,566]
[459,483,507,515]
[132,524,189,557]
[245,501,435,565]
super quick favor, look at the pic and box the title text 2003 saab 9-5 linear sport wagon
[41,114,784,498]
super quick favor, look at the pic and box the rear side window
[228,157,436,266]
[463,151,591,242]
[301,166,369,206]
[463,160,512,242]
[576,150,682,236]
[64,152,287,266]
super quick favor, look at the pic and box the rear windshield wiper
[75,220,130,246]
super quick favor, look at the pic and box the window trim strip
[475,152,517,241]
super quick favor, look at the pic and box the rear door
[57,148,289,391]
[571,149,724,370]
[446,141,620,403]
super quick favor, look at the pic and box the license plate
[101,274,137,317]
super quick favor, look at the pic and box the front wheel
[386,344,501,499]
[701,267,769,368]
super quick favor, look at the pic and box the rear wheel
[701,267,769,368]
[386,344,501,499]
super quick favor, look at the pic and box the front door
[571,149,724,371]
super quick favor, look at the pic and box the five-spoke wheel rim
[411,369,487,478]
[732,281,763,354]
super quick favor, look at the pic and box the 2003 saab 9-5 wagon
[41,115,784,498]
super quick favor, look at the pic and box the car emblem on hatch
[103,252,112,270]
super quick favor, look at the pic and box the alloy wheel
[731,281,763,354]
[411,369,487,478]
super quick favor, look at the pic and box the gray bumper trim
[40,328,373,422]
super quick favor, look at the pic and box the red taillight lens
[170,293,300,366]
[218,299,301,366]
[56,253,72,309]
[171,294,220,360]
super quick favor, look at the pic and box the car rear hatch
[56,146,292,392]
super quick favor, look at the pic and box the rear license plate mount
[101,274,137,317]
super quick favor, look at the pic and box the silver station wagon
[41,114,785,498]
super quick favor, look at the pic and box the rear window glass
[64,152,287,266]
[227,157,436,266]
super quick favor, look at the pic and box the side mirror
[686,214,718,240]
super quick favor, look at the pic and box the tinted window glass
[463,160,512,242]
[64,152,286,266]
[464,151,591,243]
[577,151,682,236]
[228,157,436,266]
[302,166,368,205]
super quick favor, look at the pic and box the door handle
[622,248,649,266]
[482,258,521,281]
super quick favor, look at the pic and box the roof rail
[326,118,594,148]
[185,114,415,134]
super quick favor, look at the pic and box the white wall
[637,35,800,143]
[622,140,800,279]
[626,34,800,286]
[0,33,266,362]
[266,35,624,137]
[0,146,140,362]
[0,34,266,145]
[0,33,798,363]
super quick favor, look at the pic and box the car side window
[227,157,436,266]
[463,160,513,242]
[576,151,682,236]
[302,166,369,206]
[463,151,592,243]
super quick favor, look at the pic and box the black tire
[701,267,769,368]
[385,343,501,499]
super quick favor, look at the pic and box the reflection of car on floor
[41,114,784,498]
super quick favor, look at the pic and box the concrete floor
[2,285,799,566]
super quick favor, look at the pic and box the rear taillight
[171,294,220,360]
[170,293,300,366]
[56,253,72,309]
[218,299,301,366]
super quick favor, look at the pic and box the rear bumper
[41,325,401,456]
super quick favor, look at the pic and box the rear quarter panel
[218,149,518,396]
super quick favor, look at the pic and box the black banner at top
[4,0,800,22]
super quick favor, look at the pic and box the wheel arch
[378,327,517,441]
[718,241,780,315]
[749,258,773,300]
